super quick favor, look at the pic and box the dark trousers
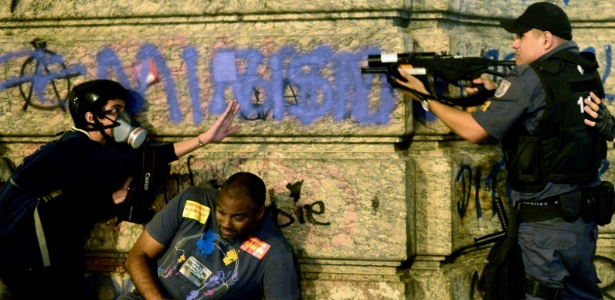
[0,264,95,300]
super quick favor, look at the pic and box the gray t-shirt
[146,186,301,300]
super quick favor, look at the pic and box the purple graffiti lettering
[211,49,272,120]
[0,51,59,90]
[211,50,238,115]
[183,47,203,123]
[234,49,271,120]
[136,43,182,122]
[347,48,396,125]
[97,47,145,113]
[97,47,132,90]
[16,45,85,110]
[211,46,395,125]
[269,47,299,121]
[286,46,335,124]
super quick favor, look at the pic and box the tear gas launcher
[361,52,516,107]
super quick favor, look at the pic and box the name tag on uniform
[240,237,271,260]
[183,200,210,224]
[179,256,212,287]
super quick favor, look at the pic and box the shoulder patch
[240,236,271,260]
[494,79,511,98]
[183,200,210,224]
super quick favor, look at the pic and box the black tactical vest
[502,50,607,192]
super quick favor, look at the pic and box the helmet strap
[83,115,120,144]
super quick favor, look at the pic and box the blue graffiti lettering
[286,46,335,124]
[0,46,86,109]
[455,164,472,219]
[183,47,203,124]
[136,44,182,122]
[582,46,614,103]
[211,46,395,125]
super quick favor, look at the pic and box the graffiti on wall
[2,38,613,127]
[454,158,611,222]
[268,181,331,227]
[1,39,396,126]
[454,158,510,222]
[183,157,331,228]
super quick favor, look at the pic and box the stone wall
[0,0,614,299]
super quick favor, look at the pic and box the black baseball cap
[500,2,572,40]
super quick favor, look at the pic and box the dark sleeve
[261,223,302,299]
[152,142,179,165]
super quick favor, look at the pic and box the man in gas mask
[0,79,240,299]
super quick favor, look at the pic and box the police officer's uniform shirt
[471,41,597,201]
[471,58,546,142]
[145,186,301,300]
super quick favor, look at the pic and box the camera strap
[33,203,51,267]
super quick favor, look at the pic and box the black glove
[593,103,615,142]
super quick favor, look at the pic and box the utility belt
[516,181,615,226]
[511,181,615,300]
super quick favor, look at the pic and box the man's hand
[584,92,615,142]
[112,176,134,204]
[465,77,498,95]
[394,68,431,102]
[199,100,241,144]
[174,100,241,158]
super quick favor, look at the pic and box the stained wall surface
[0,0,614,299]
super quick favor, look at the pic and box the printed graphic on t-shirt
[158,230,240,299]
[240,236,270,260]
[223,249,240,265]
[179,256,213,287]
[182,200,210,224]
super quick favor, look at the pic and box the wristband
[421,99,430,111]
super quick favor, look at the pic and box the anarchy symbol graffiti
[19,38,78,111]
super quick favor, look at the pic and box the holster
[582,181,615,226]
[557,191,582,222]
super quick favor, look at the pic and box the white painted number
[578,96,585,113]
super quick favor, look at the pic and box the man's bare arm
[125,230,172,300]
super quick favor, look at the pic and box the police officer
[397,2,605,299]
[0,79,240,299]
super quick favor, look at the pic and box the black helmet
[68,79,129,129]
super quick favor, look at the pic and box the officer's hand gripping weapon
[361,52,516,107]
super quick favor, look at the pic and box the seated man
[121,172,301,300]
